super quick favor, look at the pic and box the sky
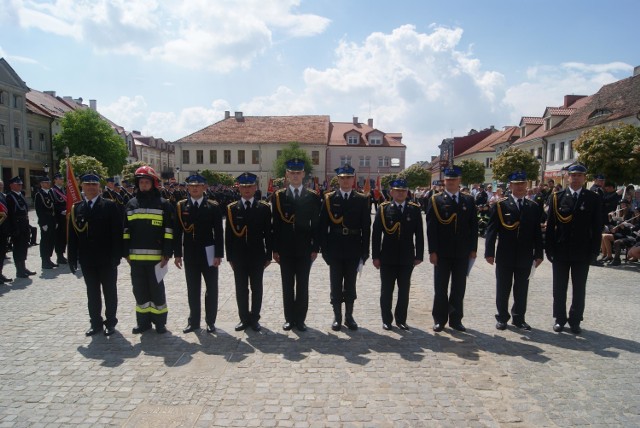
[1,0,638,166]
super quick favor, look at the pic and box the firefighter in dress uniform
[6,177,36,278]
[51,173,68,265]
[34,176,58,269]
[0,180,10,283]
[123,166,175,334]
[174,174,224,334]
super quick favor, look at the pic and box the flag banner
[65,158,82,214]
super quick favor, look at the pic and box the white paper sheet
[205,245,215,267]
[155,261,168,283]
[467,257,476,277]
[528,260,537,280]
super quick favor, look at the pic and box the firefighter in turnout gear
[123,166,176,334]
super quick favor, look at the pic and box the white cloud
[10,0,330,71]
[100,95,148,132]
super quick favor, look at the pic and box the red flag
[267,178,274,193]
[363,175,371,194]
[65,158,82,214]
[374,175,381,200]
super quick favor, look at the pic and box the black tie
[397,204,403,213]
[343,192,348,201]
[452,194,457,204]
[194,201,199,210]
[517,198,523,210]
[294,188,299,200]
[87,200,93,209]
[245,200,251,210]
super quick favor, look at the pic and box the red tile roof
[328,121,405,147]
[26,90,76,118]
[177,115,330,145]
[520,117,544,125]
[456,127,519,157]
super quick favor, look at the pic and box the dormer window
[369,137,382,145]
[347,135,359,145]
[589,108,612,120]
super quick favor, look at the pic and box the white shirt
[241,197,254,207]
[191,197,204,206]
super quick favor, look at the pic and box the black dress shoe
[296,322,307,332]
[235,321,249,331]
[382,323,393,331]
[282,322,293,331]
[104,327,116,336]
[85,326,102,336]
[156,325,167,334]
[331,320,341,331]
[609,258,621,266]
[206,324,216,333]
[42,260,58,269]
[56,256,68,264]
[433,323,444,332]
[344,318,358,331]
[450,322,466,332]
[25,269,36,276]
[553,323,564,333]
[0,274,12,283]
[496,321,507,330]
[251,321,261,332]
[569,324,582,334]
[513,321,531,331]
[182,325,200,333]
[396,323,409,331]
[16,272,29,279]
[132,325,152,334]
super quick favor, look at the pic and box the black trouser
[12,225,30,267]
[495,264,530,324]
[82,264,118,329]
[552,260,589,326]
[280,254,312,325]
[233,263,264,324]
[0,234,7,273]
[185,261,218,326]
[39,219,56,261]
[380,263,414,325]
[131,263,168,327]
[55,214,67,258]
[329,257,360,305]
[432,256,468,325]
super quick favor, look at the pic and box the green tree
[58,155,108,183]
[329,176,339,189]
[272,177,286,189]
[53,108,129,176]
[381,173,399,189]
[201,170,235,186]
[458,159,486,186]
[398,164,431,189]
[121,161,148,183]
[573,123,640,184]
[272,142,314,178]
[491,147,540,183]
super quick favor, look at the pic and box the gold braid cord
[227,202,247,238]
[0,212,6,226]
[70,203,88,234]
[324,192,344,226]
[379,202,400,236]
[176,200,194,234]
[36,192,55,213]
[553,192,573,224]
[430,194,457,231]
[496,199,520,231]
[275,190,295,224]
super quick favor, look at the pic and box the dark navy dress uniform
[103,178,126,220]
[174,175,224,332]
[372,183,424,328]
[68,173,123,336]
[546,165,602,333]
[426,167,478,330]
[51,173,68,264]
[34,178,57,268]
[0,191,10,283]
[225,173,272,331]
[6,177,36,277]
[485,177,543,328]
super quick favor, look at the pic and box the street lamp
[175,166,180,182]
[43,163,49,174]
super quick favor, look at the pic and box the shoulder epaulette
[355,191,366,197]
[276,188,286,194]
[497,197,509,203]
[408,201,421,208]
[528,199,538,206]
[259,200,270,206]
[379,201,391,207]
[177,199,187,207]
[73,200,83,206]
[227,201,238,209]
[207,199,219,206]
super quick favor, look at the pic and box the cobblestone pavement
[0,212,639,427]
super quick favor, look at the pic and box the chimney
[367,118,373,127]
[634,65,640,77]
[89,99,97,110]
[353,116,358,125]
[74,97,83,104]
[563,95,587,108]
[234,111,244,121]
[44,91,56,97]
[63,96,73,102]
[224,111,230,119]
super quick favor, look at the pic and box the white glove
[42,225,48,232]
[61,210,67,215]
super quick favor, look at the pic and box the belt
[331,227,362,236]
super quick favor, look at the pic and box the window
[209,150,217,164]
[13,127,20,148]
[196,150,203,164]
[347,135,359,145]
[568,140,575,159]
[359,156,371,167]
[27,131,33,150]
[252,150,259,164]
[530,149,535,156]
[12,95,20,108]
[369,137,382,145]
[0,124,5,145]
[378,156,390,167]
[182,150,190,164]
[0,91,4,105]
[276,150,282,159]
[485,157,493,168]
[224,150,231,164]
[537,147,543,159]
[549,144,555,162]
[238,150,245,164]
[559,142,565,161]
[311,151,319,166]
[39,133,46,151]
[340,155,352,166]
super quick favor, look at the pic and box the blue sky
[1,0,638,165]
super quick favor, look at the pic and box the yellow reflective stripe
[135,303,168,314]
[127,213,163,221]
[129,254,162,261]
[164,233,173,239]
[123,233,130,239]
